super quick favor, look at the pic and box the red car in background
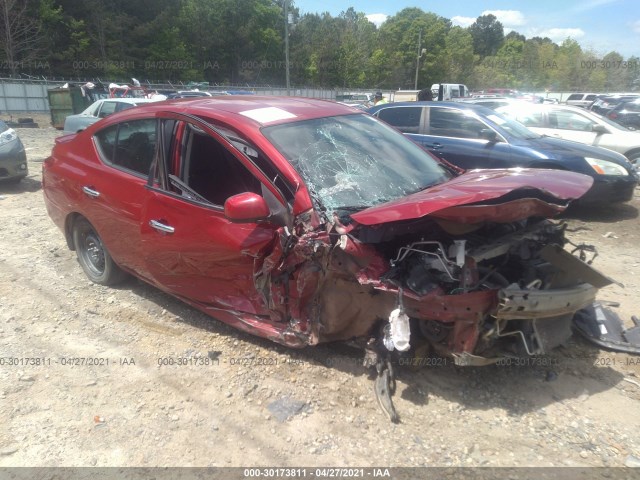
[43,97,611,381]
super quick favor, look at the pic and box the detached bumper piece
[573,303,640,355]
[496,283,598,355]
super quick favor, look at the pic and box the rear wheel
[72,218,127,285]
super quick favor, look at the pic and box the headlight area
[585,157,630,176]
[0,128,18,147]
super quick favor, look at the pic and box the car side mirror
[592,124,608,135]
[224,192,271,223]
[480,128,498,142]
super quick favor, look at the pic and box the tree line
[1,0,639,92]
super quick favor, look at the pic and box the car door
[545,107,600,145]
[140,112,289,315]
[84,118,159,277]
[419,106,512,169]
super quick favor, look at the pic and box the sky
[293,0,640,58]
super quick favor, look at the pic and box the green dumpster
[47,87,92,130]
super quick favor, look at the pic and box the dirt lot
[1,117,640,469]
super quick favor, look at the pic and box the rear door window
[98,101,118,118]
[377,106,423,133]
[116,102,136,113]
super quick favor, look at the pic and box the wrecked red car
[44,97,612,372]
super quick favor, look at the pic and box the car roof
[103,98,155,104]
[500,103,589,113]
[368,101,495,115]
[107,96,363,128]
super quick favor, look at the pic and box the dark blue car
[368,102,638,204]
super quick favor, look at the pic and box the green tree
[0,0,45,75]
[442,26,475,84]
[626,56,640,91]
[289,12,344,86]
[377,8,450,89]
[469,14,504,57]
[602,51,625,91]
[335,8,376,88]
[551,38,586,90]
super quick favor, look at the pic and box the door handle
[82,186,100,198]
[149,219,175,234]
[427,143,443,150]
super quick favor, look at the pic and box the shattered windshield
[262,114,450,214]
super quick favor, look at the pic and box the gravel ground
[1,117,639,469]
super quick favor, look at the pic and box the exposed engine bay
[368,217,609,364]
[312,214,614,422]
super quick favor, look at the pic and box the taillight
[609,112,618,119]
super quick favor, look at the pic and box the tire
[625,149,640,166]
[72,218,128,285]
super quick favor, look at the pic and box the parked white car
[565,93,598,108]
[63,98,157,133]
[496,103,640,164]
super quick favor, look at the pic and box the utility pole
[284,0,290,95]
[414,29,422,90]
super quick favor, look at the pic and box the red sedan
[43,96,609,367]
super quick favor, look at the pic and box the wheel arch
[624,148,640,163]
[64,212,83,250]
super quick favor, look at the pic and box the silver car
[496,102,640,165]
[63,98,156,133]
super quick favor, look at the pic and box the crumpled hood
[350,168,593,226]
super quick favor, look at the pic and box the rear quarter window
[94,119,157,176]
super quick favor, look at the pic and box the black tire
[72,218,128,285]
[625,149,640,166]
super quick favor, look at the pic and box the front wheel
[72,218,128,285]
[625,149,640,166]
